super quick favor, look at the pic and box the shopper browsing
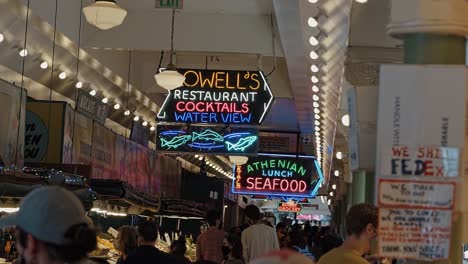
[114,226,138,264]
[196,210,226,264]
[316,203,378,264]
[241,205,279,262]
[0,186,97,264]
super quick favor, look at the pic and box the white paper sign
[378,208,452,261]
[379,180,455,209]
[380,146,459,178]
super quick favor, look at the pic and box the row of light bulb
[10,42,156,132]
[194,154,232,178]
[307,0,324,166]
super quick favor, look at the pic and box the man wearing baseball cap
[0,186,97,264]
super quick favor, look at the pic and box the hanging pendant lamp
[83,0,127,30]
[155,9,185,91]
[229,156,249,166]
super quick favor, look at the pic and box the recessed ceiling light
[101,97,108,104]
[59,72,67,79]
[142,121,148,126]
[75,81,83,88]
[309,36,319,46]
[308,17,318,28]
[315,120,320,126]
[315,114,320,119]
[114,103,121,110]
[308,0,319,3]
[124,110,130,116]
[315,131,320,136]
[310,51,318,60]
[89,90,97,96]
[334,170,340,177]
[40,61,48,69]
[355,0,368,3]
[332,184,337,190]
[336,151,343,160]
[311,65,319,73]
[150,126,155,131]
[133,116,139,122]
[313,102,319,108]
[0,33,4,43]
[19,49,28,57]
[313,94,320,101]
[342,114,350,127]
[312,85,319,92]
[314,108,320,114]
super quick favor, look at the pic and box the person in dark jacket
[123,220,180,264]
[170,236,192,264]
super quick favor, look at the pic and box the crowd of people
[0,186,387,264]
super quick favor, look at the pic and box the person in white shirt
[241,205,279,262]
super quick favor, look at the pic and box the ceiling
[0,0,356,184]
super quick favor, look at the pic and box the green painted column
[351,171,366,205]
[364,171,375,204]
[403,33,466,65]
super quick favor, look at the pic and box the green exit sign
[155,0,183,9]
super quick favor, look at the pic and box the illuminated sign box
[157,69,275,125]
[277,202,302,213]
[232,156,323,198]
[156,124,258,155]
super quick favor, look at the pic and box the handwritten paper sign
[378,179,455,210]
[378,208,452,261]
[380,146,459,177]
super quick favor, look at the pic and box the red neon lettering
[176,101,185,112]
[255,178,262,189]
[195,102,205,112]
[280,180,288,192]
[241,103,249,114]
[263,178,272,189]
[185,102,195,112]
[246,178,254,189]
[299,181,307,192]
[273,179,280,189]
[206,102,214,112]
[290,180,298,192]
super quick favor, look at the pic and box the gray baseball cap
[0,186,90,245]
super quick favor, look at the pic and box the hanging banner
[76,91,108,124]
[232,156,324,198]
[380,146,459,178]
[156,124,258,155]
[157,69,274,125]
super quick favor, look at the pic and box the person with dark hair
[241,205,279,262]
[196,210,225,263]
[124,220,178,264]
[171,237,192,264]
[0,186,97,264]
[317,203,378,264]
[114,226,138,264]
[287,230,315,261]
[222,235,244,264]
[275,222,287,248]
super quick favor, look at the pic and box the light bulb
[334,170,340,177]
[308,17,318,28]
[0,33,4,43]
[101,97,108,104]
[40,61,48,69]
[313,94,320,101]
[315,120,320,126]
[314,108,320,114]
[75,81,83,88]
[19,49,28,57]
[312,85,319,92]
[315,114,320,120]
[342,114,350,127]
[309,36,319,46]
[315,131,320,136]
[332,184,337,190]
[124,110,130,116]
[198,156,203,161]
[142,121,148,126]
[316,137,321,143]
[313,102,319,108]
[59,72,67,79]
[329,192,334,197]
[89,90,97,96]
[315,126,320,131]
[310,51,318,60]
[311,65,319,73]
[327,199,331,206]
[336,151,343,160]
[114,103,121,110]
[308,0,319,3]
[311,76,319,83]
[150,126,155,131]
[133,116,139,121]
[355,0,368,2]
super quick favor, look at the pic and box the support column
[351,171,366,205]
[387,1,468,263]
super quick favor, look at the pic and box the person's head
[244,204,261,223]
[137,220,158,245]
[170,238,187,257]
[0,186,97,264]
[288,230,306,248]
[345,203,378,253]
[320,231,343,255]
[276,222,286,233]
[223,235,243,260]
[206,210,221,227]
[115,226,138,256]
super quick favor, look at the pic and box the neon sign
[157,69,275,125]
[156,125,258,155]
[277,202,302,213]
[232,156,324,198]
